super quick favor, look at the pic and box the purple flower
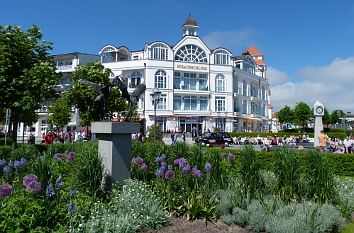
[174,158,181,165]
[141,163,149,171]
[14,160,20,169]
[70,187,78,197]
[164,169,175,180]
[19,158,27,166]
[204,163,212,173]
[181,164,191,174]
[53,153,63,161]
[0,183,12,198]
[67,203,76,214]
[227,152,235,161]
[155,154,166,163]
[26,180,41,193]
[0,159,7,167]
[55,175,63,190]
[132,156,143,165]
[46,184,55,197]
[23,174,38,187]
[155,166,165,179]
[8,161,14,168]
[66,152,76,163]
[192,167,202,178]
[3,165,11,176]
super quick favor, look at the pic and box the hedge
[0,137,12,146]
[229,132,347,140]
[220,148,354,177]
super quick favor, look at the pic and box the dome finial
[181,14,199,36]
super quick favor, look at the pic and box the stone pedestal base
[91,122,139,184]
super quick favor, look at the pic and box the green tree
[293,102,312,131]
[330,109,346,125]
[322,107,331,126]
[0,25,60,147]
[66,62,128,126]
[276,105,294,129]
[48,95,71,129]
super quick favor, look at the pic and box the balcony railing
[56,65,73,71]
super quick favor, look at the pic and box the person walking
[318,130,329,152]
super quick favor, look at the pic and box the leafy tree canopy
[277,105,294,125]
[330,110,346,124]
[48,95,71,128]
[66,62,129,126]
[293,102,312,129]
[0,25,60,146]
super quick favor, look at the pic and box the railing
[56,65,73,71]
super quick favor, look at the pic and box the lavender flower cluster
[53,151,76,163]
[131,154,214,181]
[0,158,27,176]
[23,174,41,193]
[0,183,12,198]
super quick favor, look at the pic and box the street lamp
[150,89,161,141]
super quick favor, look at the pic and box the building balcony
[56,65,74,71]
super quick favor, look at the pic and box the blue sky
[2,0,354,112]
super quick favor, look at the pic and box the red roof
[183,15,198,27]
[255,60,266,65]
[247,46,263,56]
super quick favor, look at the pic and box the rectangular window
[215,97,226,112]
[242,100,247,114]
[174,72,181,89]
[200,96,208,111]
[234,99,240,112]
[198,74,208,91]
[182,73,196,90]
[184,96,197,111]
[156,116,166,132]
[157,94,167,110]
[215,118,226,131]
[173,96,182,110]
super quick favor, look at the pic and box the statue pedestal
[91,122,139,184]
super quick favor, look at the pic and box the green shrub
[0,145,13,157]
[146,124,163,142]
[0,137,12,146]
[76,179,168,233]
[239,145,264,198]
[274,148,303,203]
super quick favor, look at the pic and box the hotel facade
[100,16,272,133]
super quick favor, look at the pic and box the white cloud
[267,67,289,86]
[202,28,256,51]
[270,57,354,112]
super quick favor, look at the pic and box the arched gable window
[175,44,207,63]
[215,74,225,92]
[214,50,229,65]
[155,70,167,89]
[150,43,169,60]
[129,71,142,88]
[101,46,117,63]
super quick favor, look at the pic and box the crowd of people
[318,130,354,154]
[40,127,90,144]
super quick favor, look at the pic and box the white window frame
[155,70,167,89]
[215,97,226,112]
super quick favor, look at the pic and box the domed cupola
[181,14,199,36]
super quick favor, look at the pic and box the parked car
[195,132,233,146]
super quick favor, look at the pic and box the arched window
[150,43,168,60]
[242,80,247,96]
[175,44,207,63]
[101,47,116,63]
[155,70,167,89]
[129,71,142,88]
[214,50,229,65]
[243,56,255,74]
[215,74,225,92]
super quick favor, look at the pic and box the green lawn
[342,221,354,233]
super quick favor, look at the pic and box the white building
[100,15,271,133]
[32,52,99,136]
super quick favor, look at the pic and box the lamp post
[150,89,161,141]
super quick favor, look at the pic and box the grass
[341,221,354,233]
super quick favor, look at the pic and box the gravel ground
[142,217,254,233]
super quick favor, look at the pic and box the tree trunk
[12,121,18,148]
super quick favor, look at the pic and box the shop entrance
[179,117,203,134]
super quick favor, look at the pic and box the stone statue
[82,75,146,121]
